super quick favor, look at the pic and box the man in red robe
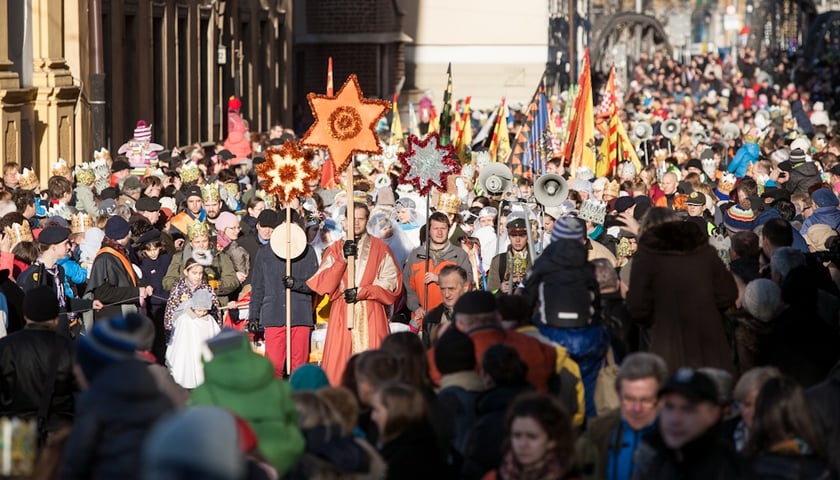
[307,202,403,384]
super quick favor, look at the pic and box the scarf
[35,259,66,310]
[498,450,565,480]
[101,236,130,259]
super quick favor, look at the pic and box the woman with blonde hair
[371,382,447,480]
[287,391,386,480]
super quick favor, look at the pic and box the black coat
[0,324,77,431]
[61,359,174,479]
[461,384,533,480]
[249,243,318,328]
[86,249,143,321]
[0,269,24,333]
[750,453,836,480]
[633,424,747,480]
[806,363,840,475]
[380,421,449,480]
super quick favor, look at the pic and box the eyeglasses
[226,225,241,231]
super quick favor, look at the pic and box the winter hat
[742,278,783,322]
[805,224,838,252]
[23,286,59,322]
[98,198,117,216]
[191,289,214,310]
[289,364,330,392]
[143,407,246,480]
[214,212,239,233]
[37,226,71,245]
[811,188,839,208]
[789,148,807,164]
[135,196,161,212]
[104,215,131,240]
[453,290,497,316]
[570,179,593,197]
[76,316,140,381]
[551,216,585,242]
[434,327,476,375]
[123,312,156,352]
[790,138,811,155]
[723,205,755,232]
[614,196,635,213]
[659,368,718,404]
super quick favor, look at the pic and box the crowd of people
[0,44,838,479]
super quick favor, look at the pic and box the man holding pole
[249,210,318,378]
[307,202,403,384]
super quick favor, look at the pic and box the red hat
[228,96,241,112]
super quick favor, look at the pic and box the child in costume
[166,288,220,388]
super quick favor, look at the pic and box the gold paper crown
[71,213,94,234]
[603,180,621,198]
[436,193,460,215]
[4,221,33,245]
[200,184,221,203]
[180,162,201,184]
[93,148,112,164]
[187,221,212,240]
[18,168,39,191]
[718,173,737,194]
[256,190,276,210]
[74,162,96,185]
[51,158,72,178]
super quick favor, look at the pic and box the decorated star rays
[300,74,390,173]
[397,132,461,196]
[256,141,319,203]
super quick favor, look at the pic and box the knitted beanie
[723,205,755,232]
[76,316,140,381]
[551,216,585,242]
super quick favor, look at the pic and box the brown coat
[626,221,738,373]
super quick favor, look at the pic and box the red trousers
[264,326,311,378]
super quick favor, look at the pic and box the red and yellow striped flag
[563,48,596,176]
[489,99,506,162]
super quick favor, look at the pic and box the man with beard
[163,221,240,306]
[201,184,225,229]
[87,216,152,322]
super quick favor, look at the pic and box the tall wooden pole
[345,162,356,329]
[285,204,292,375]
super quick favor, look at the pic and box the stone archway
[591,13,672,86]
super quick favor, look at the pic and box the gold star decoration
[256,141,319,203]
[300,74,391,173]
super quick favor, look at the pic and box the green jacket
[190,335,303,475]
[575,409,621,480]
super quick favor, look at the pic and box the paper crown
[578,200,607,225]
[74,162,96,185]
[200,184,221,203]
[618,161,636,178]
[51,158,72,178]
[603,180,621,198]
[187,221,212,240]
[436,193,460,215]
[71,213,94,234]
[256,190,276,210]
[180,162,201,184]
[718,172,737,194]
[93,148,112,164]
[5,221,33,245]
[46,203,72,220]
[228,96,242,112]
[134,121,152,142]
[471,151,491,169]
[17,168,39,191]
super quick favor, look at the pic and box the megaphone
[661,119,681,141]
[633,123,653,142]
[478,163,513,195]
[722,122,741,141]
[533,174,569,207]
[755,110,770,131]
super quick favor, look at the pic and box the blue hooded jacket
[727,142,760,178]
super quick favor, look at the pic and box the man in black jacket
[249,210,318,377]
[0,286,77,442]
[633,368,746,479]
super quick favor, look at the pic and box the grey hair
[615,352,669,393]
[733,366,781,402]
[743,278,783,322]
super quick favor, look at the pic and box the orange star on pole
[300,74,390,173]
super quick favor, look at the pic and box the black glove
[342,240,358,259]
[343,287,359,304]
[248,319,262,334]
[282,275,295,289]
